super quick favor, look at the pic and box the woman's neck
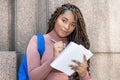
[47,30,67,43]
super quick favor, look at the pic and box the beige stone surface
[90,53,120,80]
[38,0,48,34]
[0,51,16,80]
[16,0,37,52]
[108,0,120,52]
[85,0,110,52]
[88,0,120,52]
[0,0,9,50]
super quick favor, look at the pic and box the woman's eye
[62,19,66,23]
[71,24,76,27]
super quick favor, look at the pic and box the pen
[51,39,57,43]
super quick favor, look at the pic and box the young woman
[27,3,91,80]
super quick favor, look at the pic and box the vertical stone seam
[14,0,17,52]
[8,0,12,51]
[8,0,15,51]
[46,0,49,31]
[36,0,39,33]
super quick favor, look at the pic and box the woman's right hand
[53,41,66,59]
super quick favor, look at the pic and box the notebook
[50,41,93,76]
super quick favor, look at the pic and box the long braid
[66,4,90,49]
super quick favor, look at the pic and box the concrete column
[37,0,48,34]
[90,53,120,80]
[15,0,37,52]
[0,0,9,50]
[108,0,120,52]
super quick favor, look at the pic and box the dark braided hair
[47,3,90,49]
[47,3,90,80]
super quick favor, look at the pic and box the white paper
[50,42,93,76]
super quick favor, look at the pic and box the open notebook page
[50,42,93,76]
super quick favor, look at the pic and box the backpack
[18,34,45,80]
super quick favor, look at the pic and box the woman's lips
[61,29,68,34]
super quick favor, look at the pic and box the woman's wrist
[79,70,87,78]
[80,71,90,80]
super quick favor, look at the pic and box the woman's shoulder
[30,33,44,41]
[30,35,37,41]
[29,34,47,45]
[27,35,37,46]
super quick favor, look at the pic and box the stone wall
[0,0,9,50]
[0,51,16,80]
[0,0,120,80]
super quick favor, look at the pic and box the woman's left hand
[69,55,88,77]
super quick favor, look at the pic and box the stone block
[0,0,9,50]
[15,0,37,52]
[90,53,120,80]
[0,51,16,80]
[38,0,48,34]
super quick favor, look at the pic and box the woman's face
[54,10,76,38]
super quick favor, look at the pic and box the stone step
[0,51,16,80]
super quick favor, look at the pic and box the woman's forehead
[59,10,76,22]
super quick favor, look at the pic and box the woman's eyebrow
[62,17,68,20]
[63,16,76,23]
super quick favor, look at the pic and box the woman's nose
[64,24,69,30]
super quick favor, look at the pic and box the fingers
[69,57,88,71]
[83,54,87,63]
[69,59,88,77]
[63,43,66,48]
[69,65,78,70]
[69,60,82,71]
[54,41,65,48]
[53,41,66,58]
[71,55,88,67]
[54,41,65,51]
[71,55,87,65]
[72,59,81,66]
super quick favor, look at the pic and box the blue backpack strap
[18,52,29,80]
[18,34,45,80]
[36,33,45,57]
